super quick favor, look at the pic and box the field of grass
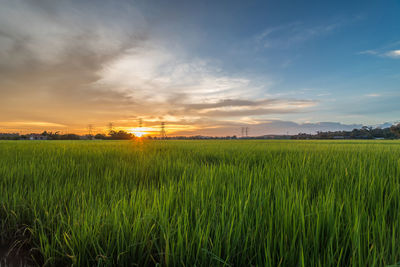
[1,140,400,266]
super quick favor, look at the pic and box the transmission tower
[138,118,143,128]
[245,127,249,137]
[160,122,167,139]
[241,127,245,138]
[88,124,93,137]
[108,122,113,133]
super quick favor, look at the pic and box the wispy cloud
[385,50,400,58]
[358,50,379,55]
[365,93,381,97]
[0,121,66,127]
[358,44,400,59]
[255,20,344,49]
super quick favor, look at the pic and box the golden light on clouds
[1,121,66,127]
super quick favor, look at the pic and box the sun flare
[128,127,153,137]
[132,131,146,137]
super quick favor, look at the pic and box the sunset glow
[0,1,399,136]
[127,127,153,137]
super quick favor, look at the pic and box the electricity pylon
[108,122,113,133]
[160,122,167,139]
[88,124,93,136]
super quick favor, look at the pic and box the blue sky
[146,0,400,123]
[0,0,399,135]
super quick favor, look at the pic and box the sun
[128,127,149,137]
[132,131,145,137]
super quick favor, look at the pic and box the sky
[0,0,399,136]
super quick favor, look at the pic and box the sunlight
[128,127,152,137]
[132,131,146,137]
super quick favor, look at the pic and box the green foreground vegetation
[1,140,400,266]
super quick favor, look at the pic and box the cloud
[95,44,317,119]
[95,45,260,102]
[185,99,317,117]
[365,93,381,97]
[255,21,342,49]
[358,50,378,55]
[1,121,66,127]
[0,120,67,133]
[184,99,267,110]
[184,99,315,110]
[385,50,400,58]
[0,0,150,127]
[0,0,319,134]
[358,47,400,59]
[199,107,306,117]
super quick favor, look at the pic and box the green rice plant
[0,140,400,266]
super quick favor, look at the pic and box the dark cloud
[182,98,317,117]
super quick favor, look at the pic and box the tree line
[1,123,399,140]
[291,123,400,140]
[0,130,136,140]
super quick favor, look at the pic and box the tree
[94,133,107,140]
[390,123,400,137]
[109,130,135,140]
[41,131,60,140]
[59,134,80,140]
